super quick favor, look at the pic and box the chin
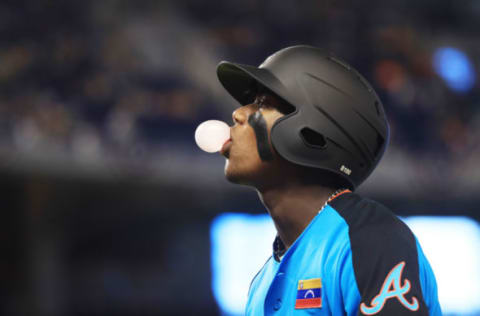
[225,172,243,184]
[224,159,258,186]
[224,160,243,184]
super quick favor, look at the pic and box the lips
[220,138,232,157]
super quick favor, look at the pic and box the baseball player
[216,46,442,315]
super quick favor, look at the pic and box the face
[222,92,292,188]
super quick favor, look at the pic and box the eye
[256,96,269,109]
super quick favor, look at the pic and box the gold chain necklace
[318,188,351,213]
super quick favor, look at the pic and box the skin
[222,92,336,250]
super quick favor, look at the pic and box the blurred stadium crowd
[1,1,479,316]
[0,0,479,186]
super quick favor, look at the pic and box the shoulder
[329,192,431,315]
[329,192,414,244]
[329,193,420,273]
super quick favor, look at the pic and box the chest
[245,208,352,316]
[246,248,345,316]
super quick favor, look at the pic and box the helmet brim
[216,61,288,106]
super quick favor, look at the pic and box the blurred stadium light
[433,47,476,93]
[405,216,480,315]
[211,213,480,316]
[210,214,277,315]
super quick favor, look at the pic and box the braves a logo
[360,261,419,315]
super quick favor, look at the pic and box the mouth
[220,138,232,158]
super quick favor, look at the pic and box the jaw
[224,155,292,191]
[223,158,258,186]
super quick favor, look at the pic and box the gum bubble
[194,120,230,153]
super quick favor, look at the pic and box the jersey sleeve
[333,194,432,316]
[416,239,443,315]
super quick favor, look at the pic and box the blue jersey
[246,192,442,315]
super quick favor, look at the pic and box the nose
[232,106,248,125]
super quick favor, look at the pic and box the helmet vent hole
[300,128,327,149]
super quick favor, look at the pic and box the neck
[257,183,337,249]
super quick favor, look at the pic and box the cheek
[228,134,261,170]
[232,125,257,158]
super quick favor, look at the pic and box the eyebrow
[254,92,294,114]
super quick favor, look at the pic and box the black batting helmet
[216,45,389,189]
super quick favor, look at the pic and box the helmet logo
[340,165,352,175]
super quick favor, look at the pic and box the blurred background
[1,0,479,315]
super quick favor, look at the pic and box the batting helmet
[216,45,389,189]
